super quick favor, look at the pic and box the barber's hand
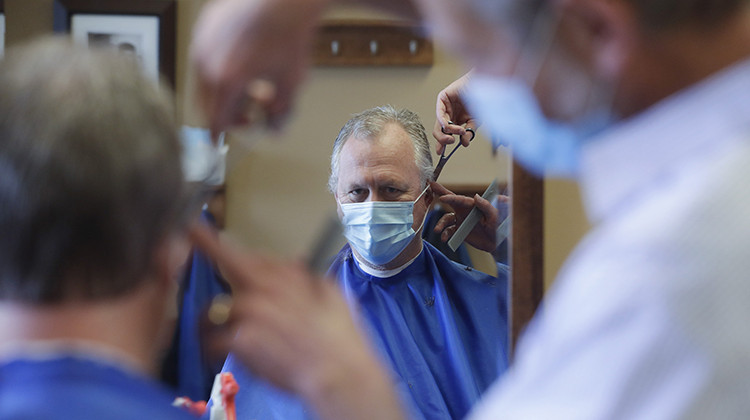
[433,73,479,155]
[190,0,329,134]
[431,182,506,253]
[189,225,406,420]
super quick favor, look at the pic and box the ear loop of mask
[412,184,431,235]
[516,5,617,120]
[514,4,562,87]
[484,4,561,152]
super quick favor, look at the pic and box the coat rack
[313,20,433,67]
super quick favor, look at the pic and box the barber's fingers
[435,89,461,131]
[227,266,357,393]
[459,119,479,147]
[195,69,244,136]
[435,89,466,155]
[198,73,291,136]
[262,50,309,132]
[433,212,459,236]
[429,181,455,198]
[437,193,476,213]
[433,119,478,155]
[472,193,500,226]
[189,224,260,292]
[440,224,458,242]
[432,120,455,155]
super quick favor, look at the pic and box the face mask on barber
[339,186,429,266]
[462,5,615,178]
[464,75,613,178]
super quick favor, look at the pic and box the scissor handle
[433,127,476,181]
[441,127,476,159]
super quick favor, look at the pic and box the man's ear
[334,194,344,220]
[562,0,638,82]
[425,185,434,207]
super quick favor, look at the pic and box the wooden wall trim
[510,161,545,355]
[313,19,433,67]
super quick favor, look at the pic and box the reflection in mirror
[212,6,520,418]
[218,105,513,419]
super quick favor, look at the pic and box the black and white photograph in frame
[72,14,159,82]
[53,0,176,88]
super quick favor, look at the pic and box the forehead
[337,123,421,186]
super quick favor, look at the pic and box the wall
[544,179,591,289]
[4,0,588,286]
[4,0,53,44]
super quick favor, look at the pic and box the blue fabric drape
[0,356,194,420]
[162,211,230,401]
[213,241,509,420]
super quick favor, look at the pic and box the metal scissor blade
[432,127,475,182]
[432,157,449,181]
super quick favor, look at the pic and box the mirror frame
[509,162,544,354]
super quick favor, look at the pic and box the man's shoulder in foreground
[0,356,194,420]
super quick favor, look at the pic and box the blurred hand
[431,181,506,253]
[433,73,479,155]
[190,0,329,134]
[190,225,405,420]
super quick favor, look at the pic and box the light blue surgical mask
[463,75,613,177]
[339,186,429,266]
[463,8,615,178]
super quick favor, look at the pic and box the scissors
[432,121,476,181]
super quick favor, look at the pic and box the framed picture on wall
[0,0,5,59]
[53,0,176,87]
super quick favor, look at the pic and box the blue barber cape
[162,211,230,401]
[213,241,509,420]
[0,356,194,420]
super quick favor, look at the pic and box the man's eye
[349,189,366,198]
[385,187,400,194]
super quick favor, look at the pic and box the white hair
[328,105,433,194]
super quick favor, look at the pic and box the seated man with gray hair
[0,39,195,419]
[218,106,509,420]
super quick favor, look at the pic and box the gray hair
[0,37,185,303]
[328,105,433,194]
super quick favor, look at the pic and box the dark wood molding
[313,19,433,67]
[509,161,545,356]
[52,0,176,88]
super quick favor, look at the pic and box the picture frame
[53,0,176,87]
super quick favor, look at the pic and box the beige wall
[544,179,591,289]
[4,0,589,286]
[4,0,53,45]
